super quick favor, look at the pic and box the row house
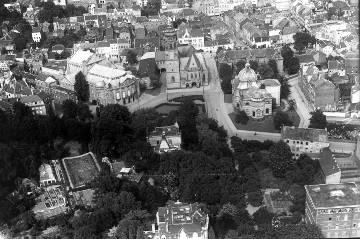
[200,39,234,53]
[281,126,330,159]
[242,22,265,44]
[217,48,284,74]
[298,64,339,111]
[323,21,347,40]
[177,27,204,49]
[20,95,47,115]
[328,60,346,77]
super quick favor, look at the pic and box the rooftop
[282,126,329,142]
[319,147,341,177]
[39,163,56,182]
[305,183,360,208]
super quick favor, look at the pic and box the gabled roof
[20,95,43,103]
[134,38,160,48]
[319,147,341,177]
[297,54,315,63]
[178,8,195,17]
[32,27,41,33]
[282,126,329,142]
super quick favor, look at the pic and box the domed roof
[251,91,264,101]
[238,62,257,83]
[95,81,105,88]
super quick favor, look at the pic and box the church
[232,62,281,120]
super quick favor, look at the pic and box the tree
[74,226,97,239]
[252,207,275,225]
[37,1,66,23]
[62,99,78,119]
[177,98,199,150]
[257,63,274,80]
[219,63,232,79]
[247,191,263,207]
[268,140,294,178]
[291,211,302,224]
[126,50,138,64]
[234,60,246,75]
[275,223,325,239]
[278,76,291,99]
[287,56,300,74]
[309,109,327,129]
[77,101,93,123]
[249,60,259,72]
[235,111,249,125]
[74,71,89,102]
[268,59,279,78]
[281,45,294,68]
[149,74,161,88]
[131,108,161,140]
[91,104,133,158]
[64,4,87,17]
[293,32,316,54]
[221,75,232,94]
[273,111,293,130]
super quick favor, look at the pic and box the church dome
[251,91,264,101]
[238,62,257,83]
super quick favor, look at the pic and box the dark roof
[297,54,315,63]
[0,100,13,110]
[6,191,22,205]
[319,147,341,177]
[37,90,50,100]
[138,58,157,78]
[282,126,329,142]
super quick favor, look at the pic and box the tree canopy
[309,109,327,129]
[269,140,294,178]
[74,71,89,102]
[257,63,274,80]
[221,75,232,94]
[219,63,233,79]
[293,32,316,54]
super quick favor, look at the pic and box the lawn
[229,113,280,133]
[259,168,285,189]
[62,152,100,188]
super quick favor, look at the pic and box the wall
[325,171,341,184]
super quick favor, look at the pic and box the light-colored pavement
[329,140,356,154]
[288,77,311,128]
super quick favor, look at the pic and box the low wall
[324,112,347,118]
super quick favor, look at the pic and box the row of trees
[36,1,87,23]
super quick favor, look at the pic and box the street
[288,77,311,128]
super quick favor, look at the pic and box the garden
[327,123,360,141]
[62,153,100,188]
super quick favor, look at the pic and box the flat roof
[305,183,360,208]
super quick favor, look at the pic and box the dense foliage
[309,109,327,129]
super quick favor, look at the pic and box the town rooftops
[52,44,65,51]
[264,78,280,86]
[134,37,160,48]
[20,95,43,104]
[282,26,298,35]
[297,54,315,63]
[319,147,341,177]
[282,126,329,142]
[305,183,360,208]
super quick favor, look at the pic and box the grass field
[229,113,280,133]
[63,153,100,188]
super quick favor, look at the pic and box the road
[288,77,311,128]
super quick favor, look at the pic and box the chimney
[151,224,155,233]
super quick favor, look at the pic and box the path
[288,77,311,128]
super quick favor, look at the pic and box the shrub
[252,151,263,162]
[291,211,302,224]
[247,191,263,207]
[235,110,249,125]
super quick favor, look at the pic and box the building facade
[144,201,210,239]
[87,64,140,106]
[281,126,330,158]
[148,123,181,153]
[305,183,360,238]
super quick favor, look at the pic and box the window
[306,142,309,145]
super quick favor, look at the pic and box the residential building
[297,54,316,68]
[177,26,205,49]
[51,44,65,54]
[200,39,234,53]
[274,0,291,12]
[298,64,339,111]
[217,48,284,75]
[51,85,77,104]
[304,183,360,238]
[316,40,335,57]
[143,201,210,239]
[32,27,42,43]
[20,95,47,115]
[138,57,158,88]
[148,123,181,153]
[279,26,298,44]
[281,126,330,158]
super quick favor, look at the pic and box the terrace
[62,152,101,189]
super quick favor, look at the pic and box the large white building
[177,27,205,49]
[274,0,291,12]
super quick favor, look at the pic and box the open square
[62,152,100,189]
